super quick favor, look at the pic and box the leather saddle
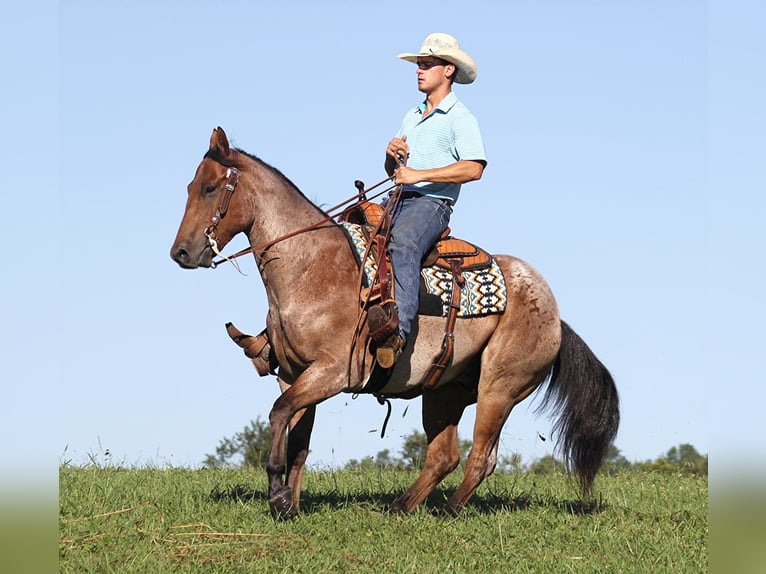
[344,200,493,274]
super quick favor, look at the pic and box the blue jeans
[387,195,452,340]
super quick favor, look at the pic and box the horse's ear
[209,126,231,156]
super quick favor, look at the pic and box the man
[372,32,487,368]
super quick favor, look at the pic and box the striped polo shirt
[395,91,486,205]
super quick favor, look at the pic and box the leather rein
[203,164,398,269]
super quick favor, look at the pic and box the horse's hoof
[269,487,296,520]
[389,501,409,515]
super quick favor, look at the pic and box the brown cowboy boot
[225,323,278,376]
[367,302,404,368]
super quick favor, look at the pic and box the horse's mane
[204,147,304,197]
[204,147,331,217]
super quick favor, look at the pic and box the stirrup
[367,301,399,343]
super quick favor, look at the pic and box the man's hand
[393,165,421,186]
[386,135,409,168]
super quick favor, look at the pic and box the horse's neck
[243,162,324,242]
[243,164,354,298]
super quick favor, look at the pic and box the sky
[2,1,764,491]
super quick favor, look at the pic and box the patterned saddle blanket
[340,222,507,318]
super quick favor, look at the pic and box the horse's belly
[377,315,498,395]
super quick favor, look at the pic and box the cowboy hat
[398,32,477,84]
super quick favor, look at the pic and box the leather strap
[204,167,241,241]
[420,258,465,390]
[374,235,391,301]
[217,167,240,217]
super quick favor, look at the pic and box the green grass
[59,466,707,573]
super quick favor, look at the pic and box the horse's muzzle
[170,243,213,269]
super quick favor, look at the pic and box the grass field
[59,466,707,573]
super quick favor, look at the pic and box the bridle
[203,166,241,261]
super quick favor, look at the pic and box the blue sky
[2,1,763,490]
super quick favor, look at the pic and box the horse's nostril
[172,247,189,264]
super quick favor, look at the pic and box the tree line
[203,418,707,477]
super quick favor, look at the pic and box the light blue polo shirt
[395,91,486,205]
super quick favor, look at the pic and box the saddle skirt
[340,221,507,318]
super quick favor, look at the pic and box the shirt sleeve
[453,111,487,163]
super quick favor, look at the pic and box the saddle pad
[342,221,379,287]
[340,222,506,318]
[421,264,506,318]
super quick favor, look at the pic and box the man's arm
[394,159,486,186]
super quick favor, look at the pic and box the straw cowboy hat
[398,32,477,84]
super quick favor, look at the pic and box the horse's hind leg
[390,381,477,514]
[444,369,548,515]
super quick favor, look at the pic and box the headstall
[204,166,241,258]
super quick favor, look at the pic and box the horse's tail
[538,320,620,496]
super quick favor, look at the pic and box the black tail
[538,320,620,496]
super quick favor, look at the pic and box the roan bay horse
[171,127,619,518]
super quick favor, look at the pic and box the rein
[207,170,398,269]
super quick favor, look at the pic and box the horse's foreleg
[390,383,475,514]
[285,404,316,512]
[266,361,347,519]
[266,408,291,518]
[274,378,317,515]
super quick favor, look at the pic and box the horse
[170,127,619,518]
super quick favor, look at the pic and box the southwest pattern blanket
[340,222,506,318]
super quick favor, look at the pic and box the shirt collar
[417,91,458,116]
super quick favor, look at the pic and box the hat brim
[397,49,477,84]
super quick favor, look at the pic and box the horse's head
[171,127,249,268]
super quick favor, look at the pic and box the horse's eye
[203,185,217,196]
